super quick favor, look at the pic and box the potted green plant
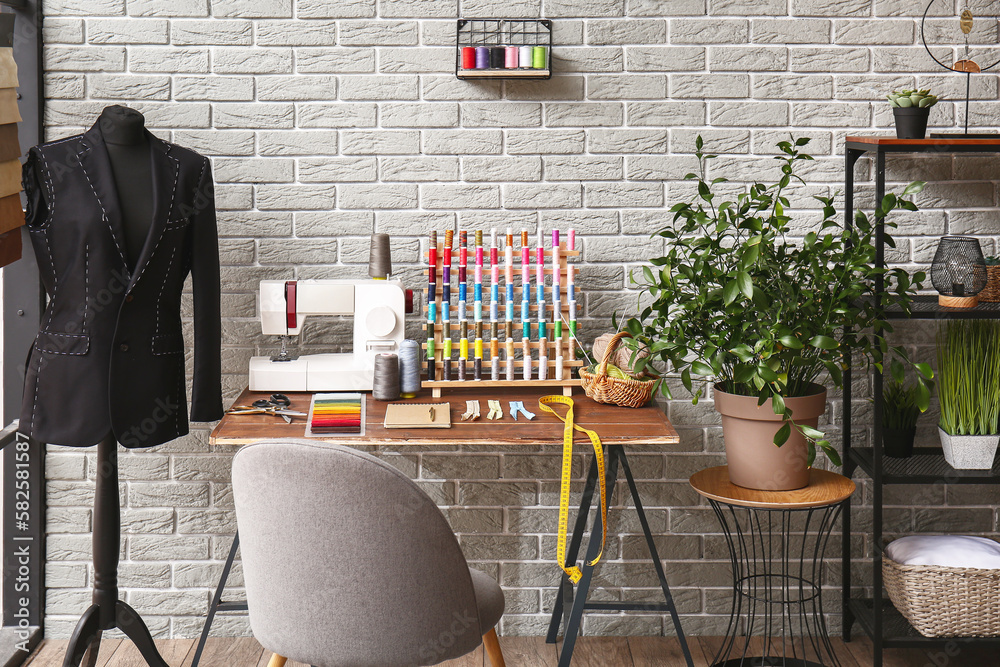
[883,376,922,459]
[624,137,933,490]
[887,89,939,140]
[936,319,1000,470]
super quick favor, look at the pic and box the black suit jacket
[18,119,223,448]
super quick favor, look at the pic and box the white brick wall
[40,0,1000,640]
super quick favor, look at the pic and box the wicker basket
[883,553,1000,637]
[580,332,658,408]
[981,265,1000,303]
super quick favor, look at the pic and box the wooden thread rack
[422,241,582,398]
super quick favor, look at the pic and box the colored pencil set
[424,228,581,395]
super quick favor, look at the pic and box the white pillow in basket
[886,535,1000,570]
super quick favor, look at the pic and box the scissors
[227,393,307,423]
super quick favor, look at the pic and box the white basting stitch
[196,157,208,193]
[175,363,183,434]
[40,332,87,339]
[83,243,89,332]
[129,228,165,289]
[79,143,129,270]
[43,134,82,147]
[35,332,90,355]
[155,245,177,337]
[167,153,181,220]
[41,230,57,331]
[37,347,89,356]
[39,152,56,223]
[127,153,183,290]
[29,349,42,435]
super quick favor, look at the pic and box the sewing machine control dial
[366,305,398,338]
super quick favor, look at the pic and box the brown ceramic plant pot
[714,383,828,491]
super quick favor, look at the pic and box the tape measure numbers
[538,395,608,585]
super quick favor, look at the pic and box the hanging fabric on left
[0,12,24,267]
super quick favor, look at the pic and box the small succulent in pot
[887,89,938,108]
[889,89,939,139]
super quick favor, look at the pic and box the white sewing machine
[249,279,407,392]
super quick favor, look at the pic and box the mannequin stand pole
[62,436,169,667]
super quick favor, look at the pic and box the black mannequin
[63,106,169,667]
[99,105,154,268]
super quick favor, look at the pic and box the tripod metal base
[545,446,694,667]
[64,601,169,667]
[62,436,170,667]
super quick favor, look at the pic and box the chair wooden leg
[266,654,287,667]
[482,628,505,667]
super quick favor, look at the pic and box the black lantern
[931,236,987,307]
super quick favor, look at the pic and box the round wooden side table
[690,466,856,667]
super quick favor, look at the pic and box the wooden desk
[198,387,692,667]
[210,387,680,447]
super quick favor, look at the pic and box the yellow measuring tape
[538,395,607,585]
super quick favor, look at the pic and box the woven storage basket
[883,554,1000,637]
[580,331,657,408]
[981,265,1000,303]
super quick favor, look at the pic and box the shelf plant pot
[938,427,1000,470]
[714,384,827,491]
[893,107,930,140]
[981,264,1000,302]
[884,426,917,459]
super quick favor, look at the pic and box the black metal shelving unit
[842,136,1000,667]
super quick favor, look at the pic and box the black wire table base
[713,659,828,667]
[708,498,845,667]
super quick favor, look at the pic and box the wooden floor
[22,636,1000,667]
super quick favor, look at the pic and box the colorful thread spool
[505,46,518,68]
[461,47,476,70]
[398,340,421,398]
[490,46,505,69]
[372,353,401,402]
[475,47,489,69]
[532,46,547,69]
[518,46,533,69]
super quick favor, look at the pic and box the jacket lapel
[79,122,130,272]
[127,135,178,292]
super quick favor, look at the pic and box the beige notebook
[383,402,451,429]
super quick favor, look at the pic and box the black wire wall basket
[455,19,552,80]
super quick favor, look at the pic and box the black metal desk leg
[546,455,600,644]
[555,447,621,667]
[618,451,695,667]
[191,533,241,667]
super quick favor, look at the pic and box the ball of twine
[592,333,650,375]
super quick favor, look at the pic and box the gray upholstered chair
[232,440,506,667]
